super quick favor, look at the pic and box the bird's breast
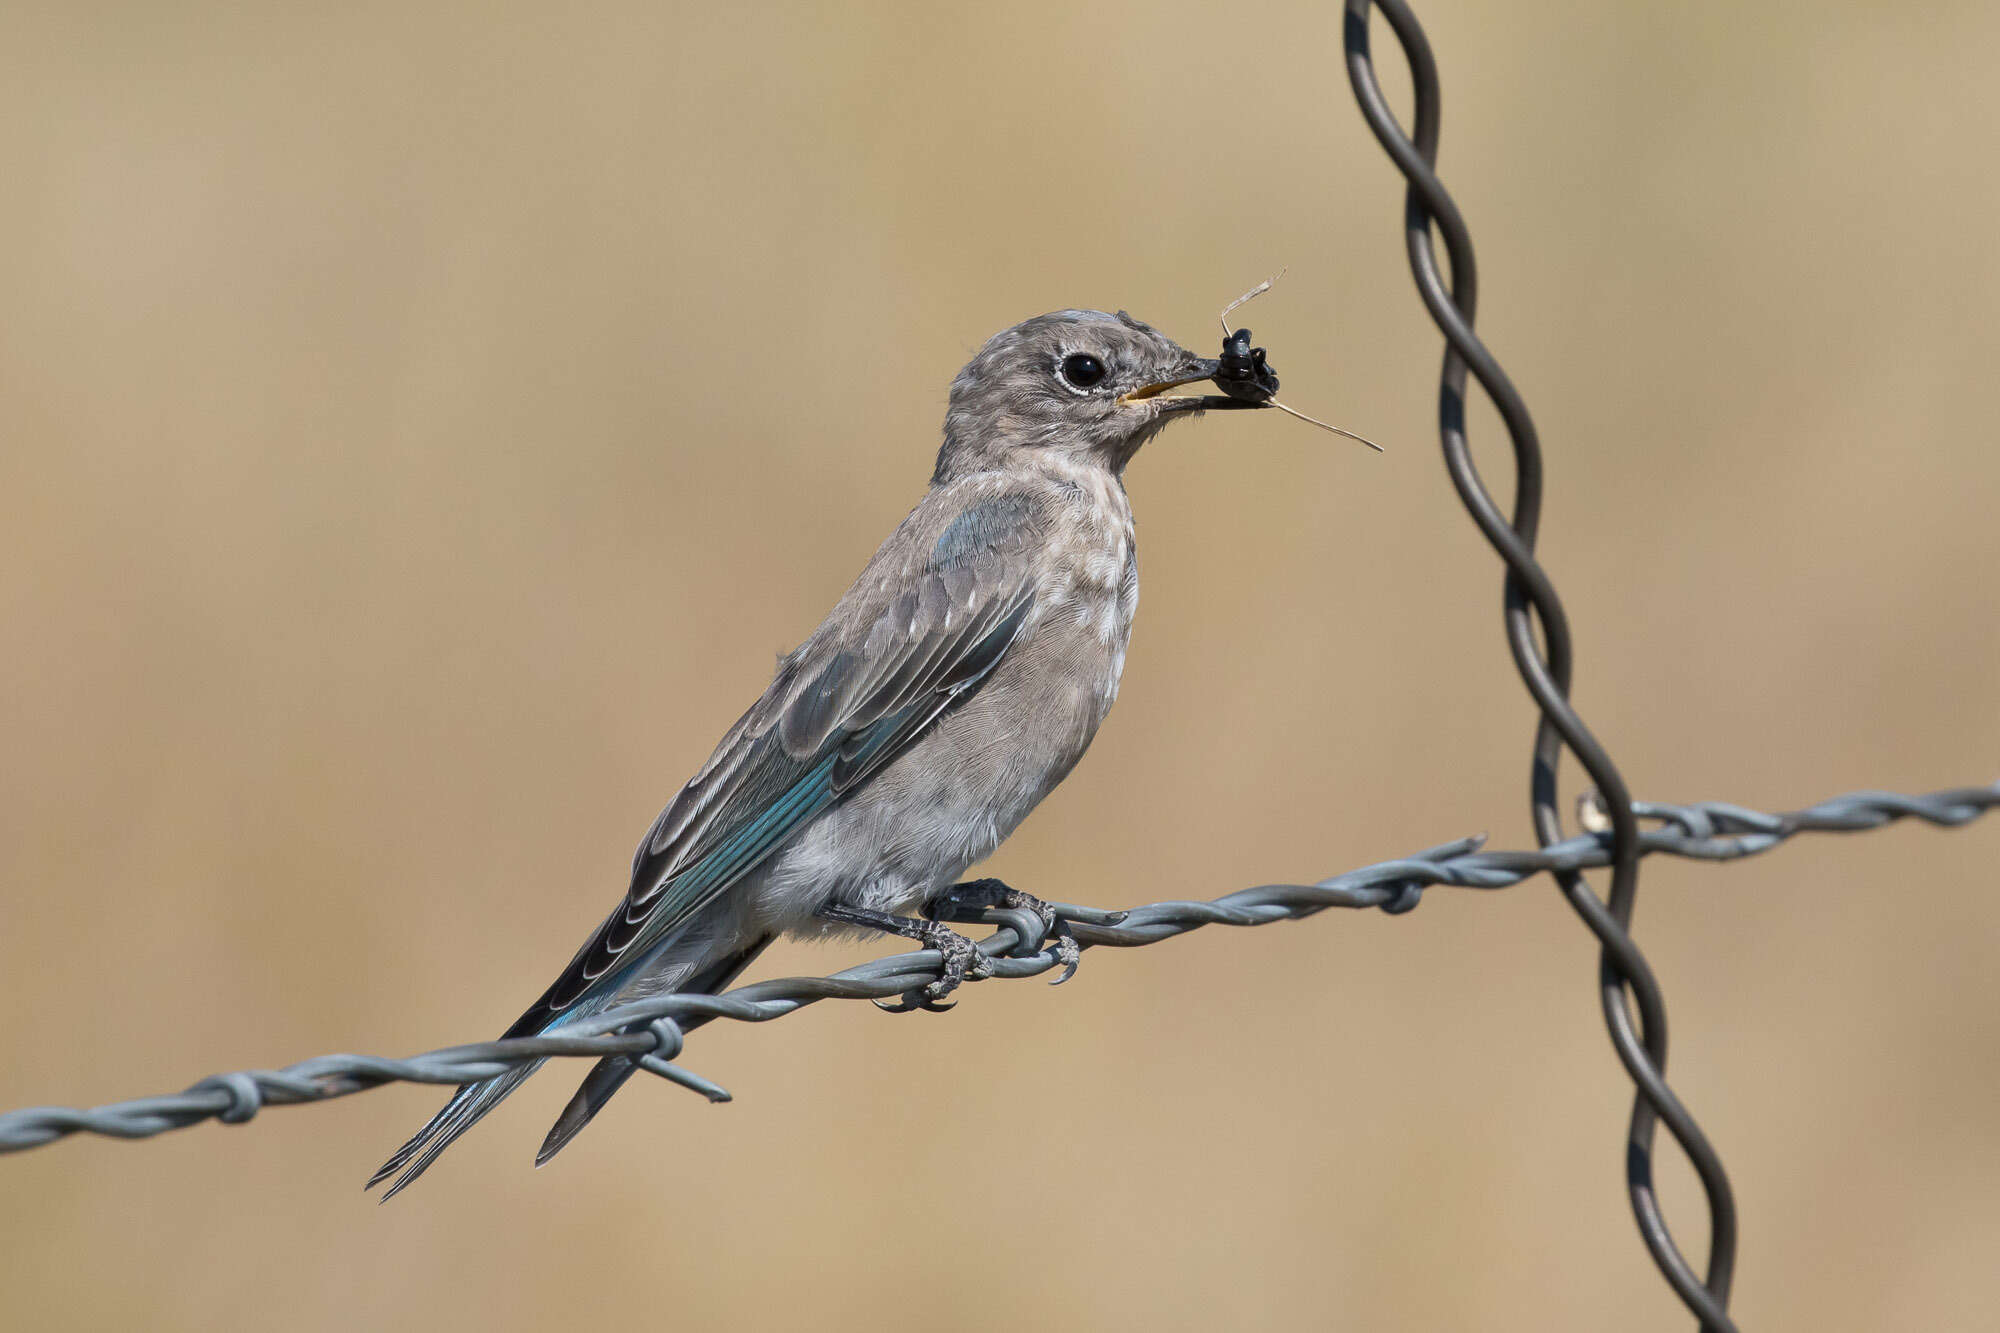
[751,477,1139,925]
[1037,470,1138,717]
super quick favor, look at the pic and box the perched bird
[369,308,1295,1198]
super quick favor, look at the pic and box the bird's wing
[509,491,1046,1032]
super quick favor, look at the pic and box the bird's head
[934,309,1264,482]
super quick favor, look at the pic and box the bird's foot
[816,901,993,1013]
[874,917,993,1013]
[929,878,1119,986]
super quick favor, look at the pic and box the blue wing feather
[370,489,1044,1196]
[515,578,1034,1029]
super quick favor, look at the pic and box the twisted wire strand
[2,783,1991,1156]
[1344,2,1738,1325]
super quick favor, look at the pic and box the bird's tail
[532,933,772,1168]
[365,1057,546,1202]
[366,932,772,1198]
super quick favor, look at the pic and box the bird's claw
[929,878,1097,987]
[1048,928,1082,986]
[873,918,990,1014]
[868,879,1111,1008]
[873,992,956,1014]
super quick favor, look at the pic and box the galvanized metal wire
[1342,1,1824,1325]
[2,782,1993,1158]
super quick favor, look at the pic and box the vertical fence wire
[1342,3,1739,1327]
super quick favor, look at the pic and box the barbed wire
[1,782,1992,1156]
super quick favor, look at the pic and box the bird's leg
[816,901,991,1013]
[927,878,1114,986]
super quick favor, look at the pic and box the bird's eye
[1059,352,1107,390]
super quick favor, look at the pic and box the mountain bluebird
[370,308,1290,1198]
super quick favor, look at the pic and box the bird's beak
[1117,357,1265,413]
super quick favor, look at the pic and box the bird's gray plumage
[370,309,1248,1198]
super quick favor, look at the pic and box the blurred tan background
[3,2,1997,1329]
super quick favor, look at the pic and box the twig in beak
[1267,398,1384,452]
[1211,274,1378,451]
[1219,270,1287,337]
